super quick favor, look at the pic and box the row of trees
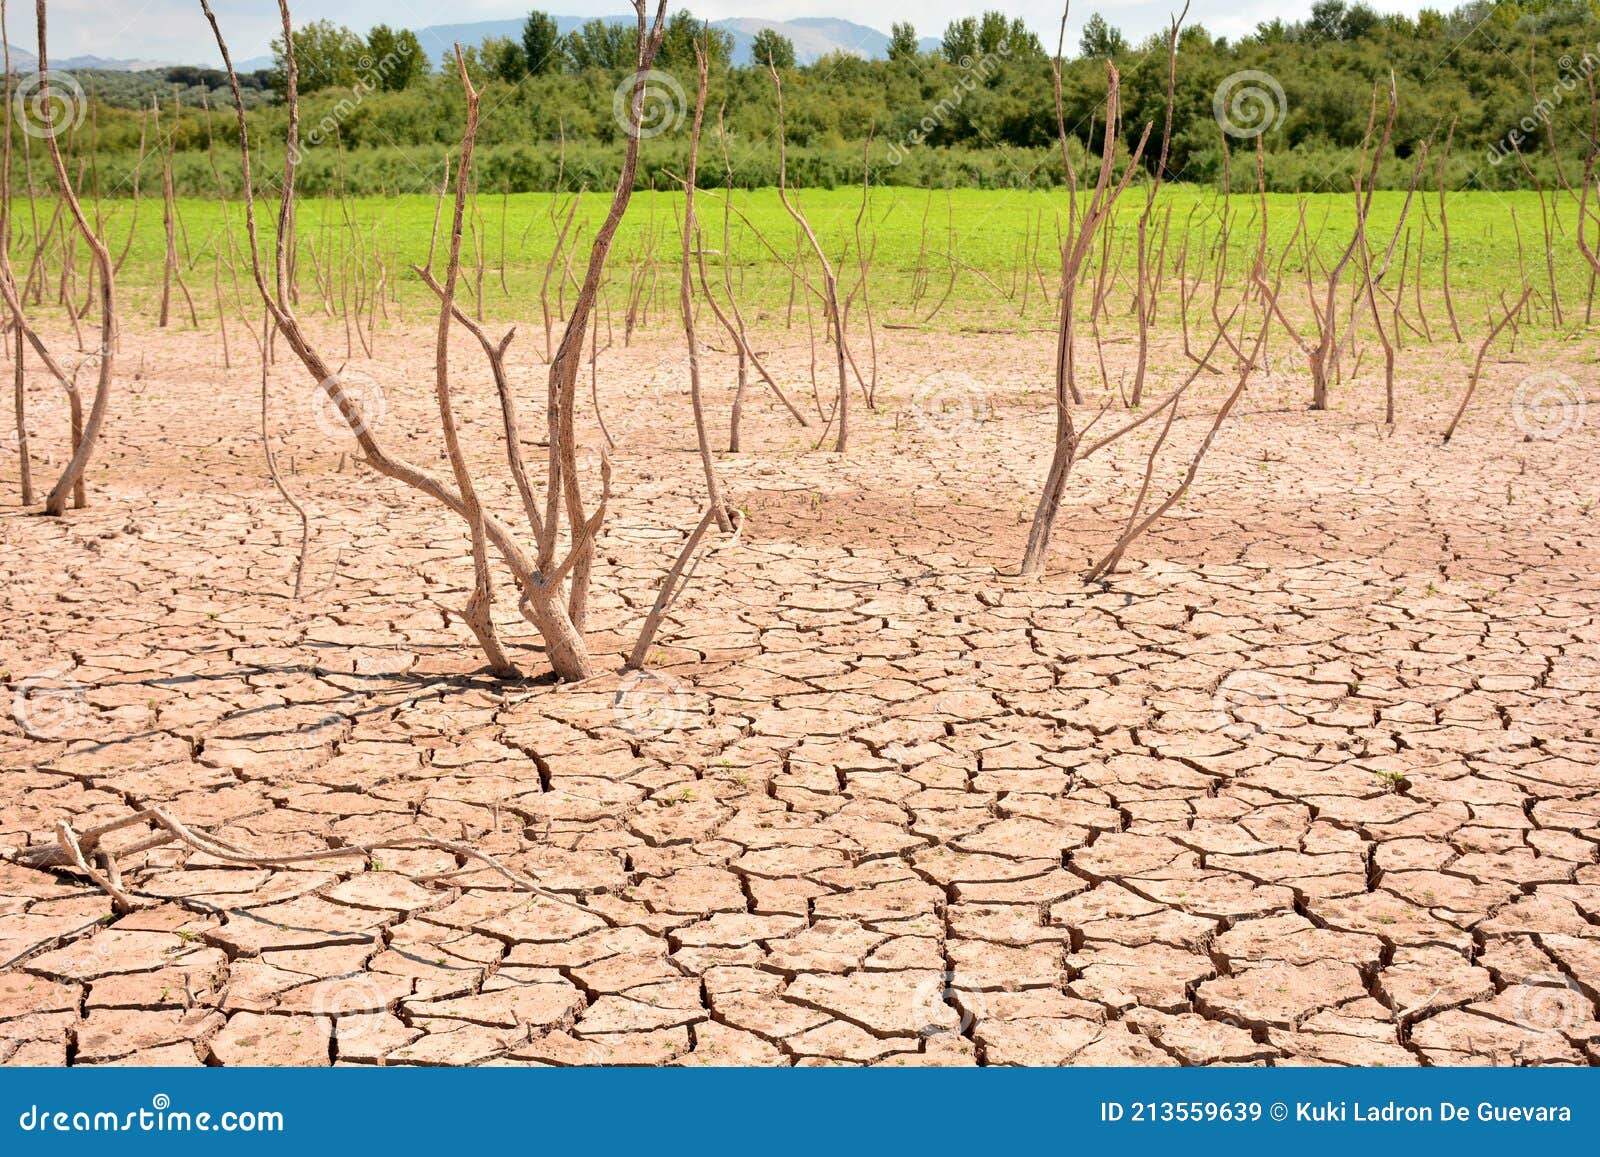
[267,21,428,95]
[470,11,734,83]
[268,8,1104,87]
[171,0,1495,101]
[25,0,1600,193]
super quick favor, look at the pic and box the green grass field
[26,185,1592,331]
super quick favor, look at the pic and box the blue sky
[14,0,1447,65]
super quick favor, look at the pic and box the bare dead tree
[203,0,688,681]
[1513,140,1562,327]
[769,57,849,452]
[1338,141,1427,424]
[1354,170,1398,425]
[851,133,880,411]
[32,0,116,516]
[1306,78,1395,409]
[690,133,810,444]
[1410,219,1433,342]
[1085,302,1274,581]
[424,53,513,675]
[153,96,198,328]
[541,191,583,362]
[1131,17,1183,408]
[1435,119,1464,342]
[1574,73,1600,305]
[258,314,309,598]
[1056,64,1149,413]
[1020,9,1151,579]
[678,33,734,531]
[2,1,30,504]
[1442,287,1534,443]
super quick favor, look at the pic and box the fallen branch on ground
[14,806,598,918]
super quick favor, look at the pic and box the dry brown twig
[1130,2,1188,408]
[1442,286,1535,443]
[690,150,810,444]
[768,55,850,452]
[1085,297,1275,581]
[258,312,311,598]
[16,806,599,918]
[627,503,744,670]
[679,31,735,531]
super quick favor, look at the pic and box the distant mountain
[414,17,540,61]
[715,17,885,64]
[5,44,176,71]
[60,54,178,71]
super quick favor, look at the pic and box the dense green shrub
[22,0,1600,194]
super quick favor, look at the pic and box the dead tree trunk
[203,0,679,681]
[1306,78,1395,410]
[1020,22,1151,579]
[33,0,116,516]
[426,55,513,675]
[679,35,733,531]
[2,2,30,504]
[1130,2,1187,408]
[769,61,848,453]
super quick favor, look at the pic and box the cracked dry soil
[1,320,1597,1066]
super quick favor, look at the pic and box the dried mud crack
[2,323,1597,1067]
